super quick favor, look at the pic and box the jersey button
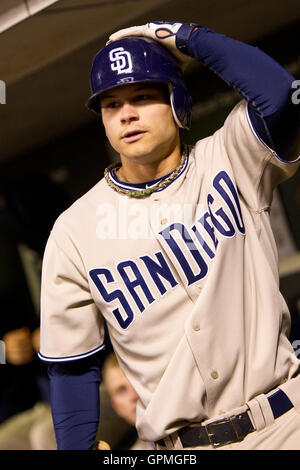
[160,218,168,225]
[193,323,200,331]
[211,370,219,380]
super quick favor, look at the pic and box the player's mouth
[121,129,147,143]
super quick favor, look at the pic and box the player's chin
[120,142,154,160]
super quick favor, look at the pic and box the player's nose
[120,102,139,124]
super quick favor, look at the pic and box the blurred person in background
[0,174,70,449]
[0,326,56,450]
[97,352,154,450]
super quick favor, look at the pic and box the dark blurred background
[0,0,299,450]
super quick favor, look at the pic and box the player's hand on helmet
[107,22,199,70]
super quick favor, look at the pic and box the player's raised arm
[109,21,300,162]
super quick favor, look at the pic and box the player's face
[100,83,180,166]
[106,366,139,426]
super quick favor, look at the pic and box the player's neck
[117,145,182,184]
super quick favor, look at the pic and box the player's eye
[103,101,120,109]
[135,94,152,102]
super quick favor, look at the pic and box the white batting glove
[107,21,199,69]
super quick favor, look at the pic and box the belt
[156,389,294,449]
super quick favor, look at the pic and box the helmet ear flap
[169,83,192,130]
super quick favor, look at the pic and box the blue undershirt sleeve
[187,27,300,159]
[48,352,104,450]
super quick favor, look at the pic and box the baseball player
[38,22,300,450]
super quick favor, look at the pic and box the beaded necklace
[104,147,188,198]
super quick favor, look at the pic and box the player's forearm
[48,357,102,450]
[187,27,300,159]
[187,26,294,114]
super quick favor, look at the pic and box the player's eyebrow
[100,92,116,100]
[133,85,160,92]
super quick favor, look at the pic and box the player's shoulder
[192,99,255,157]
[223,99,251,133]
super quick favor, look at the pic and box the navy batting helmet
[86,37,192,130]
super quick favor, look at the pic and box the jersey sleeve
[38,223,105,363]
[221,100,300,210]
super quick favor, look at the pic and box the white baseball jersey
[39,100,300,442]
